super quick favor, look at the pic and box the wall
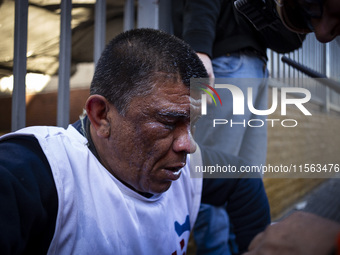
[0,88,89,134]
[264,88,340,219]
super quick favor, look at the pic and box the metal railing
[10,0,173,131]
[268,34,340,113]
[11,0,28,131]
[9,0,340,131]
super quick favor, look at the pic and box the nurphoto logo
[193,78,312,128]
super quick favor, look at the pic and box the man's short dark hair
[90,28,208,114]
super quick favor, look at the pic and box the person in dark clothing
[244,0,340,254]
[172,0,304,254]
[275,0,340,43]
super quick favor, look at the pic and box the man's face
[309,0,340,42]
[101,80,200,195]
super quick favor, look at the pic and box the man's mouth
[163,163,186,180]
[166,167,183,176]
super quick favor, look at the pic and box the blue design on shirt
[174,215,190,237]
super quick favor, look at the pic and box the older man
[0,28,271,255]
[0,28,206,254]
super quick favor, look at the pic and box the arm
[180,0,222,57]
[172,0,222,78]
[0,136,58,254]
[225,177,270,254]
[200,147,271,254]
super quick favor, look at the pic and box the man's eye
[162,121,176,129]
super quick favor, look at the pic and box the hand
[196,52,215,79]
[244,211,340,255]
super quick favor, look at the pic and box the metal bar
[159,0,173,33]
[322,44,330,112]
[269,50,274,78]
[276,52,280,78]
[11,0,29,131]
[282,56,327,78]
[94,0,106,65]
[57,0,72,128]
[124,0,135,31]
[137,0,159,29]
[281,56,340,94]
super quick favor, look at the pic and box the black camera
[234,0,279,30]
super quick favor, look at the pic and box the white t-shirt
[7,125,202,255]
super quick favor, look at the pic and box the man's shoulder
[0,134,46,163]
[0,134,58,254]
[0,134,55,188]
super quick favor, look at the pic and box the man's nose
[173,125,197,154]
[312,17,339,43]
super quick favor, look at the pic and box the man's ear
[85,95,111,138]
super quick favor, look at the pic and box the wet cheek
[138,123,175,159]
[142,123,172,140]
